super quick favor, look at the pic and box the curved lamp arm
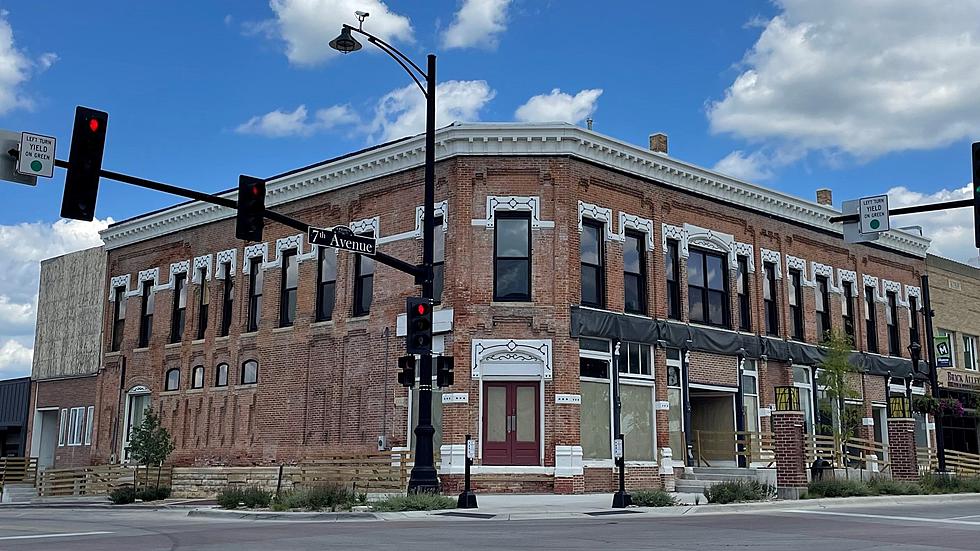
[344,24,429,98]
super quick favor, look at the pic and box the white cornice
[99,123,931,258]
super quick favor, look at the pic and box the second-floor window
[624,231,647,315]
[316,249,336,321]
[494,212,531,302]
[666,239,681,320]
[909,295,920,344]
[170,273,187,343]
[433,216,445,303]
[164,368,180,391]
[220,262,233,337]
[886,291,900,356]
[197,268,209,340]
[789,268,804,340]
[815,275,831,341]
[353,232,375,317]
[763,262,779,336]
[138,281,154,348]
[865,286,878,353]
[247,258,263,332]
[191,365,205,389]
[580,219,605,308]
[215,362,229,387]
[964,335,978,371]
[737,255,750,331]
[688,249,728,327]
[111,286,126,351]
[842,281,855,341]
[279,249,298,327]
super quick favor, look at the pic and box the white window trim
[67,406,85,446]
[964,334,978,371]
[84,405,94,445]
[58,408,67,447]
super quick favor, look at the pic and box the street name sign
[0,129,37,186]
[859,195,890,234]
[16,132,56,178]
[308,225,377,256]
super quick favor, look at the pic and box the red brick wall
[30,376,98,468]
[772,411,807,488]
[887,418,919,481]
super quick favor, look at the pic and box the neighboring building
[26,246,105,469]
[39,123,931,492]
[927,253,980,455]
[0,377,30,457]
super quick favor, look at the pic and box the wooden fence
[0,457,37,485]
[917,448,980,475]
[693,431,775,467]
[292,451,415,493]
[36,465,173,497]
[805,434,890,472]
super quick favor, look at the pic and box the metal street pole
[409,53,439,494]
[921,274,947,472]
[611,340,631,508]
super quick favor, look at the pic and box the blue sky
[1,0,979,377]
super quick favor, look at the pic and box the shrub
[631,489,678,507]
[370,493,457,512]
[866,477,921,496]
[109,485,137,505]
[272,484,357,512]
[805,479,873,498]
[703,480,774,504]
[920,473,980,494]
[216,485,271,509]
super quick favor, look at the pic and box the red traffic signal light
[406,297,434,355]
[236,175,265,242]
[61,106,108,221]
[417,303,428,315]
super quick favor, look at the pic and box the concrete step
[691,467,757,476]
[687,473,759,481]
[0,483,38,504]
[674,480,710,493]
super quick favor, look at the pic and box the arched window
[191,365,205,389]
[165,368,180,391]
[215,363,229,387]
[241,360,258,385]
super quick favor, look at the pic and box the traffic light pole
[828,198,973,223]
[47,157,424,280]
[921,274,947,472]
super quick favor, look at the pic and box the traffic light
[973,142,980,249]
[397,355,416,387]
[436,356,454,388]
[237,175,265,241]
[405,297,434,355]
[61,106,108,221]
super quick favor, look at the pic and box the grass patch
[109,485,172,504]
[806,474,980,498]
[216,485,272,509]
[866,477,922,495]
[270,484,363,512]
[704,480,775,504]
[369,493,457,512]
[805,479,874,498]
[920,473,980,494]
[631,489,678,507]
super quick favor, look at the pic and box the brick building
[927,253,980,455]
[35,123,932,492]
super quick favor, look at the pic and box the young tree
[818,330,860,464]
[127,409,175,489]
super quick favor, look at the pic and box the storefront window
[742,360,759,433]
[622,384,655,461]
[793,366,815,434]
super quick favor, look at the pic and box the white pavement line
[0,531,113,541]
[948,514,980,520]
[785,510,980,526]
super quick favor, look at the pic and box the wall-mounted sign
[655,400,671,411]
[935,334,953,368]
[942,369,980,391]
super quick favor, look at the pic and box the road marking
[786,510,980,526]
[0,531,113,541]
[949,514,980,520]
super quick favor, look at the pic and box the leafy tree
[127,409,174,489]
[818,330,860,463]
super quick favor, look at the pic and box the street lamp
[611,340,631,508]
[331,12,440,494]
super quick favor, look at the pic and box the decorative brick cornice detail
[786,255,814,287]
[215,249,237,278]
[471,339,553,380]
[242,243,268,274]
[838,269,858,294]
[156,261,190,291]
[108,274,131,300]
[733,242,755,272]
[578,201,618,241]
[413,200,449,240]
[661,223,686,255]
[863,274,886,303]
[905,285,921,304]
[882,279,907,307]
[192,254,213,283]
[130,268,159,297]
[760,248,782,279]
[349,216,379,237]
[810,262,840,293]
[266,233,305,268]
[685,223,738,269]
[99,123,930,257]
[472,196,554,229]
[618,212,655,250]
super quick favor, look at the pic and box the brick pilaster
[887,418,919,481]
[772,410,807,497]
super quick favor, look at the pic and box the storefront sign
[935,334,953,368]
[943,370,980,391]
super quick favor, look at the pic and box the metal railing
[693,431,775,467]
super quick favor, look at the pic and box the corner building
[91,123,931,493]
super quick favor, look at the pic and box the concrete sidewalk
[186,492,980,522]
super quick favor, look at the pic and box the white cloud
[887,184,980,265]
[713,150,774,181]
[371,80,495,141]
[0,339,32,378]
[235,104,358,137]
[514,88,602,125]
[708,0,980,159]
[265,0,413,66]
[0,10,56,115]
[0,218,110,378]
[442,0,511,50]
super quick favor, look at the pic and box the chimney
[649,133,668,154]
[816,188,833,206]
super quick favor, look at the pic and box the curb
[187,509,380,521]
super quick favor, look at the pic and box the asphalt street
[2,500,980,551]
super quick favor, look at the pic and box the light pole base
[457,490,478,509]
[407,465,440,494]
[612,490,632,508]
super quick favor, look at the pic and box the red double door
[482,382,539,465]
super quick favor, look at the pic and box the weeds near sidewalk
[370,493,457,512]
[704,480,775,504]
[270,484,362,512]
[631,489,678,507]
[919,473,980,494]
[805,479,874,498]
[216,485,272,509]
[805,474,980,498]
[109,485,172,505]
